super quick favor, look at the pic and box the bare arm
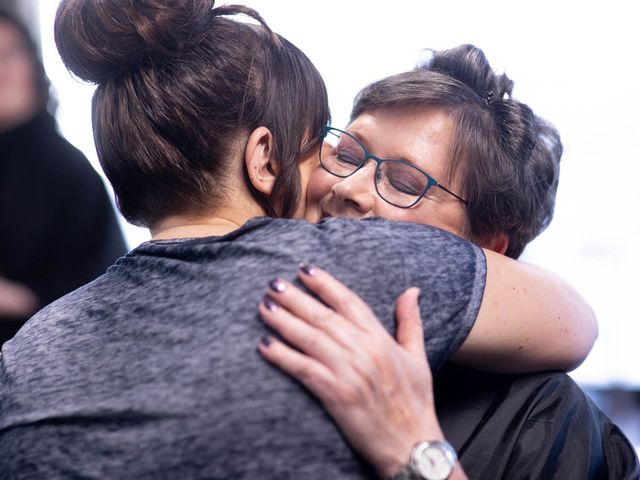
[452,248,598,372]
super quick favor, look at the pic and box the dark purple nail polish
[263,296,278,312]
[269,278,286,293]
[299,263,317,276]
[260,336,272,347]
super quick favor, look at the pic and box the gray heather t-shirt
[0,217,485,479]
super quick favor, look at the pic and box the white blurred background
[36,0,638,445]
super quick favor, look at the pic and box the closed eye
[386,171,425,195]
[335,146,362,167]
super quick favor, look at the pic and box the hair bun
[55,0,213,83]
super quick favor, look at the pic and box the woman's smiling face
[304,107,469,239]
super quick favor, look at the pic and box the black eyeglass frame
[319,126,468,208]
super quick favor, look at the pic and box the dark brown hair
[0,8,54,113]
[352,44,562,259]
[54,0,329,227]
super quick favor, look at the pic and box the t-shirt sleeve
[346,218,486,371]
[398,223,486,369]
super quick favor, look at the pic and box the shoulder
[284,216,477,252]
[238,217,485,281]
[2,272,121,360]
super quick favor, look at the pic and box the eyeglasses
[319,126,468,209]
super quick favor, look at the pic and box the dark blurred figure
[0,8,126,344]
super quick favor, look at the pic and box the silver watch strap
[389,463,421,480]
[389,440,457,480]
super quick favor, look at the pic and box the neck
[150,204,265,240]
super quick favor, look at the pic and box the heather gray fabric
[0,217,486,479]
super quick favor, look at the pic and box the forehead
[347,107,456,176]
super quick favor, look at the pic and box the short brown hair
[55,0,330,227]
[352,45,562,258]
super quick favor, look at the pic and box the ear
[244,127,278,195]
[482,232,509,255]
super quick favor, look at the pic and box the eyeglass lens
[321,129,432,208]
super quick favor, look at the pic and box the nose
[330,162,377,216]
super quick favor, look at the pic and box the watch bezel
[410,440,457,480]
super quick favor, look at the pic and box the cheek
[402,203,469,239]
[372,202,415,222]
[0,59,37,112]
[6,53,35,88]
[303,166,336,222]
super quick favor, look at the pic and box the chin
[303,208,323,224]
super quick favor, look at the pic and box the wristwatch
[390,440,458,480]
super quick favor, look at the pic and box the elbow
[564,305,598,371]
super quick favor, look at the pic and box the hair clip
[484,90,494,106]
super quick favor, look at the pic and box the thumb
[395,287,426,357]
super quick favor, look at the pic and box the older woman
[259,45,638,479]
[0,2,599,479]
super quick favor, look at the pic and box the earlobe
[483,233,509,255]
[244,126,278,195]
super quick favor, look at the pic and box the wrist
[385,438,458,480]
[378,425,446,479]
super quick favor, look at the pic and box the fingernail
[263,295,278,312]
[260,336,272,347]
[269,278,286,293]
[299,263,317,276]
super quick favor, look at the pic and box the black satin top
[435,364,640,479]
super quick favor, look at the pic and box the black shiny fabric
[435,364,640,479]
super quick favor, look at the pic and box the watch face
[412,441,456,480]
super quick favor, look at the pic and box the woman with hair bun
[0,2,607,478]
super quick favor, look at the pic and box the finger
[265,278,363,347]
[259,297,347,368]
[257,335,337,404]
[266,277,341,329]
[296,265,382,333]
[395,287,426,358]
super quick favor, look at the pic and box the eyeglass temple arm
[436,184,468,204]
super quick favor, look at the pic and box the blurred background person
[0,7,126,345]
